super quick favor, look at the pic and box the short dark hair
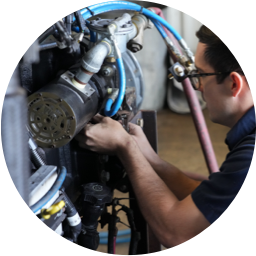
[196,25,244,83]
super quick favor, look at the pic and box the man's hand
[75,114,132,154]
[128,122,159,164]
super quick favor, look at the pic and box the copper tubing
[149,7,219,174]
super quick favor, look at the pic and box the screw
[69,116,75,120]
[50,144,56,148]
[67,135,71,139]
[38,93,42,97]
[58,98,63,102]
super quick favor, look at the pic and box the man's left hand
[75,114,131,154]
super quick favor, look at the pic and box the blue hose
[150,18,168,39]
[77,1,182,41]
[100,236,130,245]
[104,57,126,117]
[72,1,184,116]
[99,229,131,238]
[30,166,67,213]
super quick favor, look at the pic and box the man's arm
[128,122,202,200]
[117,136,210,247]
[75,116,210,247]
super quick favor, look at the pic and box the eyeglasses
[187,70,231,90]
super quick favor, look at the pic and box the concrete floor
[97,108,230,254]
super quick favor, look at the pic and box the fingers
[92,114,105,124]
[128,122,142,135]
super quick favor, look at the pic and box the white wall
[139,6,202,110]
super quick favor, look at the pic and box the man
[75,25,255,247]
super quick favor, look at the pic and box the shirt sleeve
[191,134,254,224]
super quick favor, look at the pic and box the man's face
[194,42,232,126]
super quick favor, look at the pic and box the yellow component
[168,73,174,80]
[106,57,116,63]
[41,200,66,220]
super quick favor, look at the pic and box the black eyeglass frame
[187,71,231,90]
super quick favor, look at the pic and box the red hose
[149,7,219,174]
[113,236,116,254]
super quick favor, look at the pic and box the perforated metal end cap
[27,92,76,148]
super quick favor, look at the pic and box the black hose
[74,11,86,32]
[62,190,82,243]
[65,14,73,35]
[38,26,55,44]
[120,205,141,255]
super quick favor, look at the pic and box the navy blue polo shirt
[191,107,256,223]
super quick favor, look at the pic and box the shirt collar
[225,106,256,150]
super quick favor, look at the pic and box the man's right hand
[128,122,159,165]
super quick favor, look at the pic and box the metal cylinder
[27,71,105,148]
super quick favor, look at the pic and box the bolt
[122,24,128,28]
[50,144,55,148]
[96,17,101,21]
[58,98,63,102]
[38,93,42,97]
[67,135,71,139]
[69,116,75,120]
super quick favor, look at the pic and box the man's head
[194,25,253,128]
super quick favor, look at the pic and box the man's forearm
[117,138,181,245]
[144,152,201,200]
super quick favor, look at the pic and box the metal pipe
[40,42,57,51]
[149,7,219,174]
[73,40,111,86]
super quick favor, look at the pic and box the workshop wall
[129,1,202,111]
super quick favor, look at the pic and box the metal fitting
[127,14,153,53]
[137,118,144,128]
[107,88,119,101]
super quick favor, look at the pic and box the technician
[75,25,255,247]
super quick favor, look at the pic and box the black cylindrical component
[82,183,112,228]
[65,14,73,35]
[27,72,107,148]
[74,11,86,32]
[78,183,112,250]
[2,68,30,204]
[38,26,56,44]
[78,227,100,250]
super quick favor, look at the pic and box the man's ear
[230,72,243,97]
